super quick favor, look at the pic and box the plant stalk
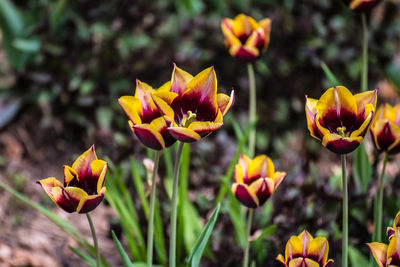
[342,154,348,267]
[169,142,185,267]
[86,213,100,267]
[361,13,368,92]
[247,63,256,158]
[243,208,254,267]
[376,153,388,242]
[147,150,162,267]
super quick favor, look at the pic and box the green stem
[169,142,185,267]
[86,213,100,267]
[376,153,388,242]
[147,151,162,267]
[247,63,256,158]
[341,155,348,267]
[243,208,254,267]
[361,13,368,92]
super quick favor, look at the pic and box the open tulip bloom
[370,104,400,154]
[343,0,383,12]
[221,14,271,62]
[232,154,286,208]
[276,230,334,267]
[152,64,234,143]
[118,79,177,150]
[368,223,400,267]
[37,145,107,213]
[306,86,377,154]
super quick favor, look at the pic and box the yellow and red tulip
[386,211,400,241]
[37,145,107,213]
[370,104,400,154]
[367,227,400,267]
[118,79,176,150]
[343,0,383,12]
[231,154,286,208]
[306,86,377,154]
[152,64,234,143]
[276,230,334,267]
[221,14,271,62]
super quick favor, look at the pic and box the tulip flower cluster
[276,230,334,267]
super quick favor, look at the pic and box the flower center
[337,126,347,137]
[183,111,197,127]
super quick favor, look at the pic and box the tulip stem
[169,142,184,267]
[341,154,348,267]
[147,150,161,267]
[243,208,254,267]
[361,13,368,92]
[86,213,100,267]
[247,63,256,158]
[376,152,388,242]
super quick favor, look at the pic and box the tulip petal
[298,230,313,253]
[64,165,79,187]
[285,236,303,261]
[72,145,97,180]
[387,124,400,154]
[232,14,259,40]
[305,96,322,140]
[221,18,234,35]
[249,177,274,206]
[221,20,242,47]
[171,64,193,95]
[168,126,201,143]
[372,120,396,152]
[188,120,223,137]
[131,121,166,150]
[316,86,357,134]
[231,183,259,208]
[366,242,387,267]
[245,28,265,50]
[258,18,272,51]
[322,133,363,154]
[157,81,171,92]
[323,259,334,267]
[152,92,177,120]
[354,89,377,122]
[234,164,245,184]
[37,177,63,202]
[387,229,400,266]
[350,0,382,11]
[217,90,235,117]
[248,155,275,181]
[52,186,88,213]
[91,159,107,194]
[273,172,287,190]
[307,237,329,265]
[276,254,287,266]
[350,104,374,138]
[77,187,106,213]
[118,96,142,125]
[229,45,259,61]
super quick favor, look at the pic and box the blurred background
[1,0,400,266]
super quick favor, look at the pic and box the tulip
[343,0,383,12]
[276,230,334,267]
[37,145,107,213]
[118,79,176,150]
[231,154,286,208]
[370,104,400,154]
[367,228,400,267]
[221,14,271,62]
[305,86,377,154]
[385,211,400,241]
[152,64,234,143]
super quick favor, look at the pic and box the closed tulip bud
[276,230,334,267]
[152,64,234,143]
[37,145,107,213]
[343,0,383,12]
[370,104,400,154]
[221,14,271,62]
[306,86,377,154]
[231,154,286,208]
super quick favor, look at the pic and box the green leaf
[353,144,372,193]
[0,0,24,36]
[186,204,221,267]
[13,38,40,52]
[320,61,341,86]
[111,231,134,267]
[70,246,96,267]
[349,246,369,267]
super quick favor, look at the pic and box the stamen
[337,126,347,137]
[184,111,197,127]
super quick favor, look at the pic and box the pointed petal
[232,14,259,39]
[323,259,334,267]
[298,230,313,252]
[273,172,287,190]
[64,165,79,186]
[152,92,177,120]
[366,242,387,267]
[259,18,272,38]
[229,45,259,61]
[157,81,171,92]
[322,133,363,154]
[167,126,201,143]
[171,64,193,95]
[285,236,303,261]
[131,121,165,150]
[249,178,274,206]
[234,163,245,184]
[77,187,106,213]
[37,177,63,202]
[188,121,223,137]
[388,227,395,240]
[217,91,235,116]
[231,183,259,208]
[276,254,287,266]
[302,258,320,267]
[236,154,251,183]
[118,96,142,125]
[221,18,234,35]
[72,145,98,180]
[305,96,322,140]
[52,186,88,213]
[354,89,377,121]
[387,228,400,265]
[371,120,396,152]
[245,28,265,49]
[221,20,242,48]
[316,86,357,134]
[248,155,275,181]
[90,159,107,194]
[350,104,374,138]
[149,116,176,148]
[307,237,329,265]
